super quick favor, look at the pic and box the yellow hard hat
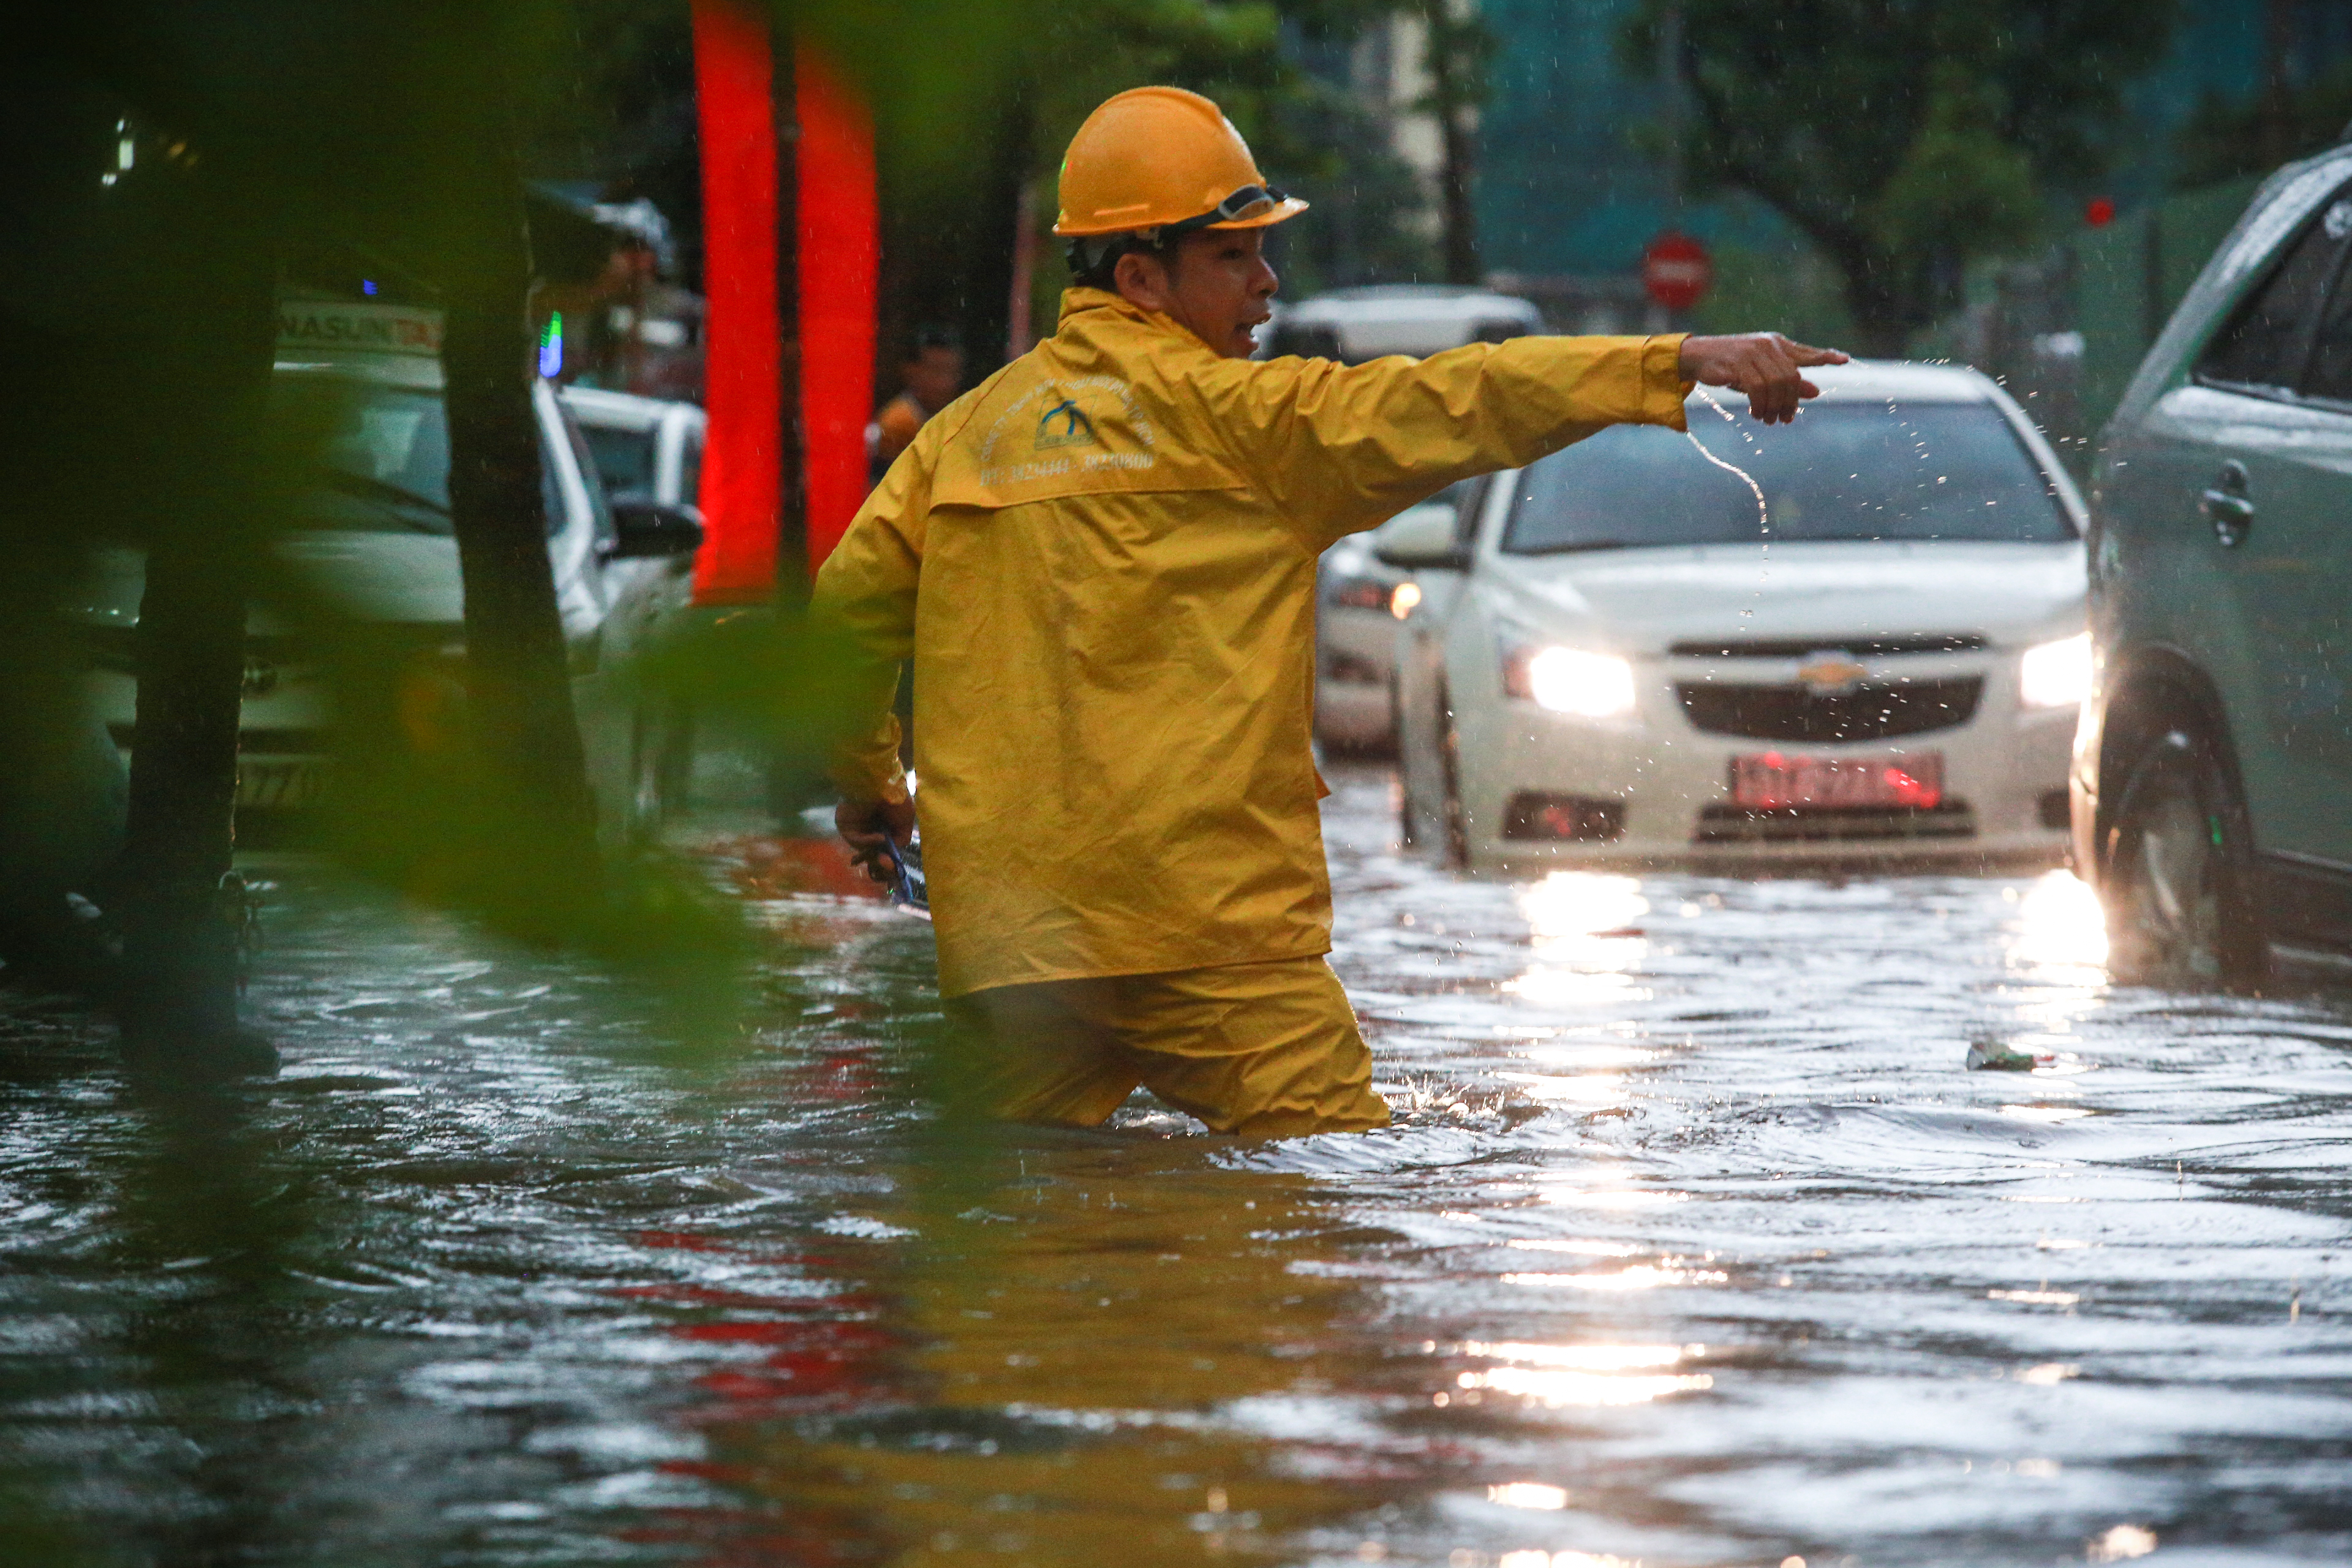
[1054,86,1309,238]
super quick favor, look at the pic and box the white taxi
[1382,361,2088,869]
[75,297,702,839]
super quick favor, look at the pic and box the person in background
[870,326,965,479]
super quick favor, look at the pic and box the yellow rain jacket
[816,287,1689,999]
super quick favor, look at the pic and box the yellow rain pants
[945,954,1384,1138]
[815,287,1689,1132]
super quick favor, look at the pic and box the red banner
[691,9,877,598]
[795,42,878,570]
[689,0,782,605]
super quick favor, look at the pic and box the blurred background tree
[1400,0,1496,284]
[1631,0,2175,355]
[2176,58,2352,188]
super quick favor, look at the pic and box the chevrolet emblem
[1796,651,1869,693]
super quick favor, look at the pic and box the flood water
[4,761,2351,1566]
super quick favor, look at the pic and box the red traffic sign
[1642,230,1713,311]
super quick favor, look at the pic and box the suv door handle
[2200,460,2253,548]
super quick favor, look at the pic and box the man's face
[1114,229,1280,358]
[903,346,963,411]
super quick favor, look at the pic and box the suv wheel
[2103,727,2265,989]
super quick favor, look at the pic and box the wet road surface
[4,761,2351,1565]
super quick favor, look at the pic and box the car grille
[1694,802,1976,844]
[1668,634,1987,658]
[1675,677,1983,741]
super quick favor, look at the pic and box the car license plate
[1730,752,1943,810]
[236,758,327,810]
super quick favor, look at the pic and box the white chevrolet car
[1382,361,2089,869]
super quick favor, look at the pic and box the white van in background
[1260,284,1544,364]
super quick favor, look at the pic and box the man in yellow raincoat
[816,86,1842,1138]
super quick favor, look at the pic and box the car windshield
[581,421,657,499]
[270,374,453,532]
[1502,401,2072,554]
[271,373,565,536]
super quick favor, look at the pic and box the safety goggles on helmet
[1065,183,1295,282]
[1156,183,1290,239]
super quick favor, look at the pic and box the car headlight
[1504,644,1636,717]
[2021,631,2092,709]
[1389,581,1422,620]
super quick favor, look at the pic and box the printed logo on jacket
[976,375,1158,489]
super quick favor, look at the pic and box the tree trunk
[121,505,252,1051]
[1420,4,1483,287]
[117,261,278,1077]
[1436,100,1480,286]
[439,96,602,906]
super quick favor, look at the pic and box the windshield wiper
[1518,538,1632,555]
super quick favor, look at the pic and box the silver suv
[2081,145,2352,986]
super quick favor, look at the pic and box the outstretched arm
[1230,328,1852,544]
[1225,333,1698,545]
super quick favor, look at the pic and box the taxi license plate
[236,758,327,810]
[1731,752,1943,810]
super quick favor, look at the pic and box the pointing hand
[1678,333,1849,424]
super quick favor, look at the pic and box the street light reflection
[1540,1187,1689,1209]
[1502,1264,1729,1291]
[2013,869,2107,971]
[1466,1365,1718,1404]
[2002,869,2108,1060]
[1504,1240,1640,1257]
[1460,1341,1698,1368]
[1457,1342,1714,1408]
[1509,872,1651,1008]
[1494,1071,1624,1104]
[1520,872,1648,940]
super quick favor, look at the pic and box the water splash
[1685,386,1770,529]
[1689,385,1771,613]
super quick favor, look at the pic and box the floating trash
[1966,1038,2045,1071]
